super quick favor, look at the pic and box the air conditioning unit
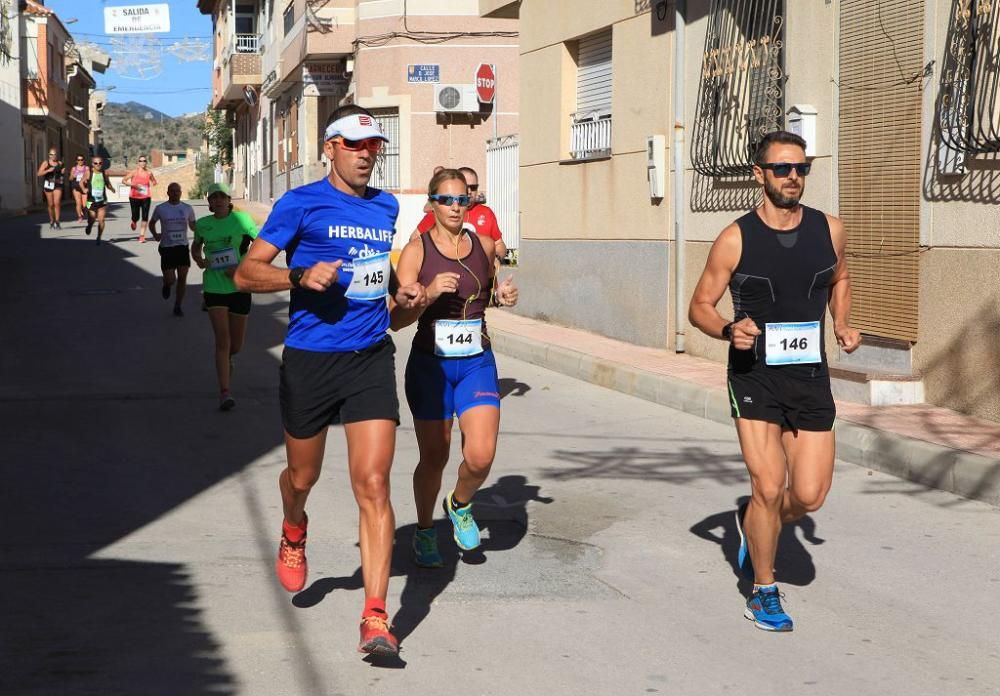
[433,84,479,113]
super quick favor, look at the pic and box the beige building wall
[512,0,1000,422]
[350,6,518,235]
[353,12,519,194]
[910,2,1000,422]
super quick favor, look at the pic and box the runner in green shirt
[192,182,258,411]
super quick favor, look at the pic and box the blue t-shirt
[259,178,399,352]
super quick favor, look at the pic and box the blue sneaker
[412,527,443,568]
[443,491,480,551]
[744,585,794,632]
[735,501,754,580]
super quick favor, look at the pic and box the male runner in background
[149,182,196,316]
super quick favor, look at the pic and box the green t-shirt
[194,211,258,294]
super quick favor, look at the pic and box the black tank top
[728,205,838,375]
[42,163,63,185]
[413,230,492,355]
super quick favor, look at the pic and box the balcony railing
[235,34,260,54]
[569,112,612,160]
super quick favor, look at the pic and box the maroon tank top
[413,229,493,355]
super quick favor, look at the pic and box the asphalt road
[1,204,998,696]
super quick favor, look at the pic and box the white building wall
[0,8,27,213]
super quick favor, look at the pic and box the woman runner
[69,155,90,222]
[392,168,518,566]
[37,149,64,229]
[123,155,157,243]
[192,182,258,411]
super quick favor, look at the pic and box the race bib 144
[434,319,483,357]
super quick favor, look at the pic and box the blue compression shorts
[405,348,501,420]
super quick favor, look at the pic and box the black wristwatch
[289,267,306,289]
[721,321,735,341]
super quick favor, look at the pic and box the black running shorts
[203,291,251,316]
[159,245,191,271]
[280,337,400,439]
[129,197,152,222]
[727,366,835,432]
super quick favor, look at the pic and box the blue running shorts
[405,348,500,420]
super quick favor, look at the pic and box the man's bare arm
[234,239,294,292]
[825,214,861,353]
[689,224,742,339]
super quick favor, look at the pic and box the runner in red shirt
[410,167,508,259]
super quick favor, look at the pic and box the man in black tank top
[689,131,861,632]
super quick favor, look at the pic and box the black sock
[451,495,469,509]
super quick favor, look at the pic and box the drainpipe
[673,0,686,353]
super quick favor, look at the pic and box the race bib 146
[765,321,821,365]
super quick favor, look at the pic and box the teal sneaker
[412,526,443,568]
[443,491,481,551]
[744,585,794,632]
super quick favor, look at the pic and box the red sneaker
[358,614,399,656]
[130,221,136,231]
[275,517,308,592]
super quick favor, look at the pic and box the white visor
[324,114,389,143]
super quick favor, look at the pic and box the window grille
[691,0,785,177]
[370,108,400,191]
[938,0,1000,155]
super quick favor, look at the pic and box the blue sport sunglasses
[428,194,471,207]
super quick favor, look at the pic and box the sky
[45,0,215,117]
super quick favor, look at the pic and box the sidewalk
[234,195,1000,506]
[489,311,1000,507]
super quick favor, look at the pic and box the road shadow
[498,376,531,399]
[290,475,552,662]
[689,496,824,595]
[546,444,747,485]
[0,210,331,694]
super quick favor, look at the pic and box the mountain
[100,102,207,168]
[114,100,176,123]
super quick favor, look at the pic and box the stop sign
[475,63,496,104]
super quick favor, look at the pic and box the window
[278,109,285,171]
[570,29,612,159]
[289,100,299,168]
[369,108,400,191]
[938,1,1000,156]
[261,115,269,163]
[691,0,785,176]
[235,4,256,35]
[25,35,39,78]
[283,2,295,35]
[838,0,923,341]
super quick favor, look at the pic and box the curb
[490,329,1000,508]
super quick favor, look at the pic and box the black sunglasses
[759,162,811,177]
[467,184,479,192]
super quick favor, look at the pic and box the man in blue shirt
[235,105,426,657]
